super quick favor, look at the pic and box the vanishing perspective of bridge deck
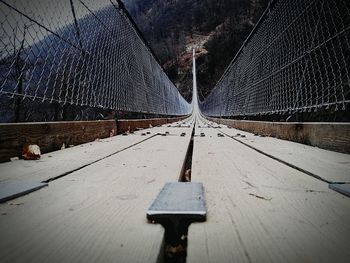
[0,0,350,262]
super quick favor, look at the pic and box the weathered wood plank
[117,116,188,133]
[0,116,190,164]
[0,120,117,163]
[207,117,350,154]
[0,133,153,183]
[0,119,193,183]
[213,124,350,183]
[187,119,350,263]
[0,124,194,263]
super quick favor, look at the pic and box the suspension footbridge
[0,0,350,262]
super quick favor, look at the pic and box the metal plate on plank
[329,183,350,197]
[0,181,48,203]
[147,182,206,221]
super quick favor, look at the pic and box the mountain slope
[125,0,269,101]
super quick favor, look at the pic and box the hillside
[124,0,269,101]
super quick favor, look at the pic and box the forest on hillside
[125,0,269,101]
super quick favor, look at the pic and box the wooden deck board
[0,133,154,183]
[206,117,350,153]
[0,124,193,263]
[210,123,350,183]
[0,119,193,183]
[0,120,117,163]
[187,118,350,263]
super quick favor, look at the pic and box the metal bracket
[329,183,350,197]
[0,181,48,203]
[147,182,206,245]
[147,182,206,228]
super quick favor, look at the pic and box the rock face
[125,0,269,101]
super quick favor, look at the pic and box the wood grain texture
[212,125,350,183]
[187,117,350,263]
[207,117,350,153]
[0,120,117,163]
[0,118,194,183]
[0,132,153,183]
[117,116,188,133]
[0,121,194,263]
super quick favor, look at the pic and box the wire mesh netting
[200,0,350,117]
[0,0,191,122]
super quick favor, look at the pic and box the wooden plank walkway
[187,117,350,263]
[1,115,350,262]
[0,119,194,263]
[209,122,350,183]
[0,133,155,183]
[0,118,193,183]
